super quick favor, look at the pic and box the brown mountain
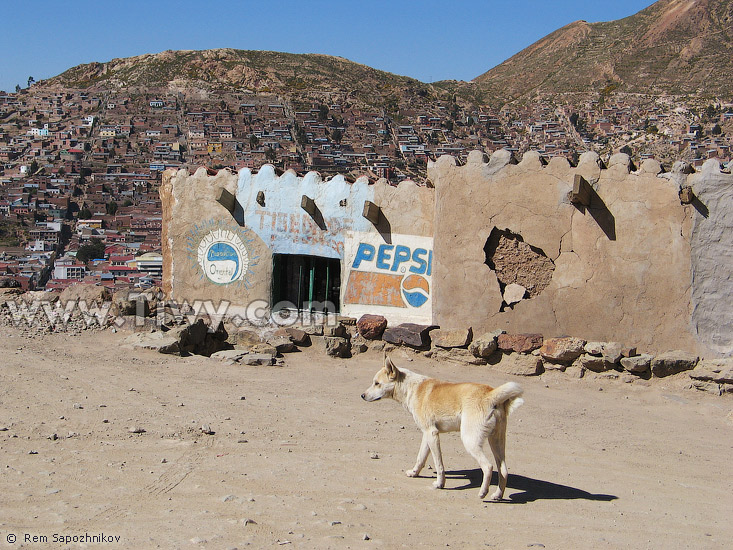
[39,1,733,110]
[474,0,733,100]
[44,48,437,109]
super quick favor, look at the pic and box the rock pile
[2,288,731,394]
[0,286,114,336]
[345,318,731,395]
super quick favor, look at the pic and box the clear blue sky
[1,0,655,93]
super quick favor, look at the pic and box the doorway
[272,254,341,313]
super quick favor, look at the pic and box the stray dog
[361,355,523,500]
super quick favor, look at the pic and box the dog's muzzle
[361,393,380,401]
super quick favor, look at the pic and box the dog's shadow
[444,470,618,503]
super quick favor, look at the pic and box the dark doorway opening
[272,254,341,313]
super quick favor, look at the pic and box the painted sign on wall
[236,167,373,260]
[342,232,434,324]
[184,218,259,289]
[196,228,250,285]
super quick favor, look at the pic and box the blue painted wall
[236,166,373,259]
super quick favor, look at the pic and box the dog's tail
[489,382,524,416]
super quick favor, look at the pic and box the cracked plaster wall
[428,149,727,356]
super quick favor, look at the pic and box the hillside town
[1,83,732,291]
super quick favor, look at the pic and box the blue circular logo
[197,229,249,284]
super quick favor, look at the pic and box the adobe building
[160,165,434,325]
[160,149,733,357]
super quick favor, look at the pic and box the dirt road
[1,325,731,549]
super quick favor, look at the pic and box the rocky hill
[474,0,733,101]
[45,48,440,109]
[40,1,733,109]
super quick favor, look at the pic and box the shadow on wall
[576,187,617,241]
[691,195,709,218]
[374,209,392,244]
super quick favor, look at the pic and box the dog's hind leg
[461,422,493,499]
[425,428,445,489]
[406,432,430,478]
[487,428,508,501]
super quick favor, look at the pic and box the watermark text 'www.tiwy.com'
[4,298,338,329]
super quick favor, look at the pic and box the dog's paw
[405,469,419,477]
[487,490,503,501]
[478,488,489,499]
[432,479,445,489]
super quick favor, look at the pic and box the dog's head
[361,355,402,402]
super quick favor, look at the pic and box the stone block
[284,327,310,346]
[469,331,502,358]
[494,353,543,376]
[113,289,156,318]
[123,331,181,354]
[539,337,586,363]
[250,343,278,358]
[503,283,526,306]
[688,358,733,384]
[620,354,654,374]
[565,365,585,379]
[274,327,310,346]
[59,283,112,306]
[267,335,295,353]
[325,336,351,358]
[210,350,249,364]
[570,174,592,206]
[432,347,487,365]
[382,324,437,349]
[356,314,388,340]
[351,334,369,355]
[324,323,347,338]
[432,328,472,349]
[584,341,605,356]
[241,354,276,366]
[650,351,699,377]
[600,342,624,364]
[576,354,614,373]
[114,315,160,333]
[301,324,324,336]
[232,329,262,350]
[497,333,543,354]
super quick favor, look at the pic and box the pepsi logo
[402,274,430,308]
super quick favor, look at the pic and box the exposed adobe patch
[484,228,555,311]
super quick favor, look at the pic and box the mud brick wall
[429,150,733,356]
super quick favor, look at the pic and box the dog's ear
[384,355,400,380]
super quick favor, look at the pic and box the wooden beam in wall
[362,200,381,225]
[679,186,694,204]
[570,174,592,206]
[301,194,317,217]
[216,188,237,213]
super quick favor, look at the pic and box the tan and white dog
[361,355,524,500]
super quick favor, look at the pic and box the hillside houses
[1,83,732,292]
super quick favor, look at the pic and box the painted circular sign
[402,274,430,308]
[197,228,250,284]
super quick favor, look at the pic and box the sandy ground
[1,324,732,550]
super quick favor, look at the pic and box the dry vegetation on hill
[474,0,733,101]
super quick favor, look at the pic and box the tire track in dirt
[91,435,217,522]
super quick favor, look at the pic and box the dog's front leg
[406,432,430,477]
[426,428,445,489]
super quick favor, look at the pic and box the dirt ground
[1,324,731,550]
